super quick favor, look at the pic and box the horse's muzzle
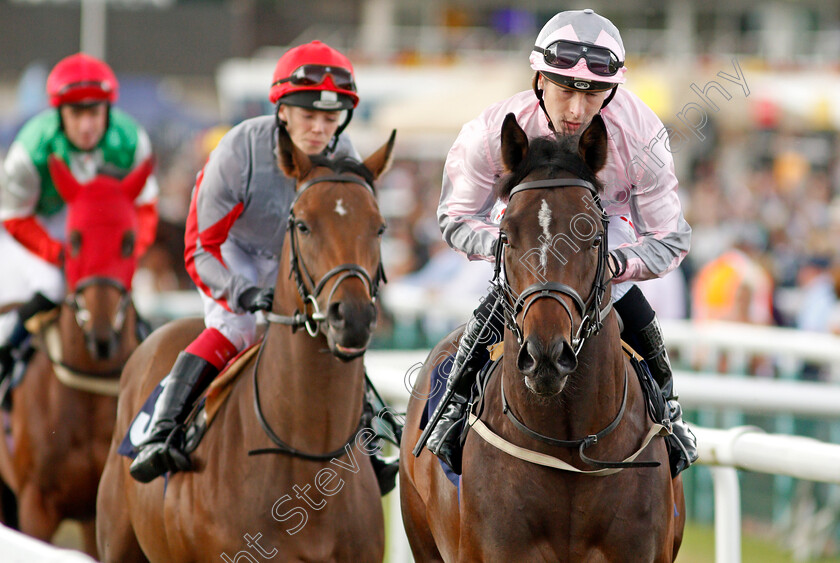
[517,335,577,396]
[326,301,377,362]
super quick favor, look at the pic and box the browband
[509,178,597,199]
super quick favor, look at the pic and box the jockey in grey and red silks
[182,41,361,365]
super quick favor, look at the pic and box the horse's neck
[257,323,367,450]
[500,319,626,438]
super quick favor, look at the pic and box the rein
[250,172,381,460]
[470,177,667,474]
[264,174,386,336]
[468,359,668,475]
[247,327,368,460]
[35,276,132,395]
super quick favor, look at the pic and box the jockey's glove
[239,286,275,313]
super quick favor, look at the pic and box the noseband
[66,276,132,335]
[265,173,386,336]
[496,178,611,356]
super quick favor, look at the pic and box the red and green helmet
[47,53,119,107]
[269,41,359,111]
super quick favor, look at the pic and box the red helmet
[47,53,119,107]
[269,41,358,110]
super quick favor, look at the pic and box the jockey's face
[539,74,610,138]
[60,103,108,151]
[278,105,342,155]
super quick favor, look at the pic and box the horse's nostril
[516,338,539,375]
[328,302,346,328]
[95,339,111,360]
[554,340,578,374]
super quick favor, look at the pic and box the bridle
[65,276,132,337]
[495,178,612,357]
[264,173,386,337]
[251,171,385,461]
[471,177,665,472]
[35,276,133,392]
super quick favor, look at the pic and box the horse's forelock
[308,155,376,194]
[494,135,602,201]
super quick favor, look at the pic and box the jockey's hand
[608,251,625,279]
[239,287,275,313]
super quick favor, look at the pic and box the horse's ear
[578,114,608,174]
[362,129,396,181]
[47,155,81,203]
[276,124,313,181]
[500,113,529,173]
[121,157,155,201]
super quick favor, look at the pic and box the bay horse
[400,114,685,562]
[0,156,152,556]
[96,127,396,562]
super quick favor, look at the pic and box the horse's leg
[96,458,147,563]
[16,483,60,543]
[79,520,99,559]
[400,476,445,562]
[671,476,686,561]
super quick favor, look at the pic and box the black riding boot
[638,316,699,477]
[426,315,493,475]
[129,352,218,483]
[0,292,58,411]
[363,384,402,496]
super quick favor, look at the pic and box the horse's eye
[592,235,603,248]
[121,231,136,258]
[377,224,387,237]
[295,220,310,235]
[499,231,509,245]
[69,230,82,257]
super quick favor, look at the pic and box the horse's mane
[310,154,376,194]
[494,135,602,201]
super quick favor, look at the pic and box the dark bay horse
[400,114,685,562]
[0,157,152,556]
[96,128,396,562]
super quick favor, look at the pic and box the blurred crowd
[3,83,837,353]
[115,109,840,353]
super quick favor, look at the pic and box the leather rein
[472,178,667,473]
[250,172,383,460]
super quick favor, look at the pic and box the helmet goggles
[273,64,356,92]
[534,39,624,77]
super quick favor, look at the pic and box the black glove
[238,287,275,313]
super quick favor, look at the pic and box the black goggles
[273,64,356,91]
[534,40,623,77]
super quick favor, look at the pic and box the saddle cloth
[117,343,260,460]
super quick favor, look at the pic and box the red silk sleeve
[3,217,63,266]
[135,202,158,258]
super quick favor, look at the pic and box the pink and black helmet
[530,9,626,93]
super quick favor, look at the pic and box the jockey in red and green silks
[0,53,158,392]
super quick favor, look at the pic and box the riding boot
[0,293,57,411]
[360,378,402,495]
[129,352,219,483]
[0,346,13,412]
[426,315,492,475]
[638,316,698,477]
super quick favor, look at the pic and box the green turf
[678,522,840,563]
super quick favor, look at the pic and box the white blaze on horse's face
[335,198,348,217]
[538,199,552,275]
